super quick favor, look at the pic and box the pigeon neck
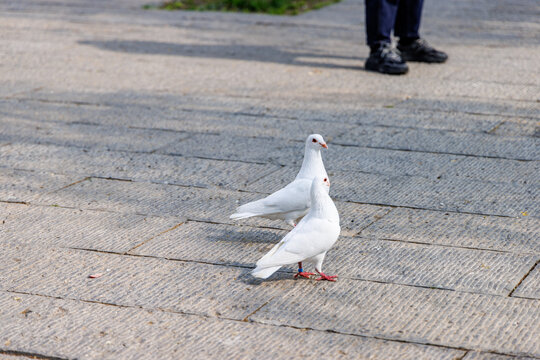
[296,147,325,180]
[311,185,339,223]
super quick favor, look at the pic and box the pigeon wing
[255,217,338,268]
[231,178,311,218]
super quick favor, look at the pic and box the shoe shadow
[79,40,364,70]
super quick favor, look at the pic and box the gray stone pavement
[0,0,539,358]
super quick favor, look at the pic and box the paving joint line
[342,200,525,220]
[185,219,539,256]
[242,296,276,322]
[0,200,29,205]
[363,236,535,256]
[486,120,506,134]
[160,152,273,166]
[0,349,68,360]
[3,288,538,358]
[56,104,528,139]
[244,165,285,187]
[333,142,537,162]
[3,102,539,160]
[353,207,394,237]
[46,177,91,194]
[125,221,185,254]
[4,128,538,168]
[413,107,539,121]
[188,218,286,232]
[62,246,536,299]
[3,193,531,230]
[2,87,44,100]
[7,96,108,108]
[4,289,534,359]
[508,258,540,297]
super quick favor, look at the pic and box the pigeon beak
[321,143,328,149]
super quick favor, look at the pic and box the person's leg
[395,0,448,63]
[394,0,423,44]
[365,0,399,50]
[364,0,409,75]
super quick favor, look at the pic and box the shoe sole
[365,61,408,75]
[400,54,448,63]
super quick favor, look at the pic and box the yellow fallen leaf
[521,211,528,216]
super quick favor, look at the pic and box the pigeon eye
[324,178,327,182]
[312,139,317,143]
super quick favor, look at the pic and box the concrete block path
[0,0,539,358]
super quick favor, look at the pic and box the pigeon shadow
[206,226,285,244]
[239,268,299,285]
[79,40,363,70]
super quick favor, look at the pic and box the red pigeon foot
[315,272,338,281]
[294,271,316,279]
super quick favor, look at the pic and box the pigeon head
[306,134,328,149]
[310,176,333,216]
[312,175,331,191]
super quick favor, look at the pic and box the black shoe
[397,38,448,63]
[365,43,409,75]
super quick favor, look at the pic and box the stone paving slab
[2,92,535,139]
[250,279,540,357]
[36,175,389,236]
[512,264,540,300]
[0,168,82,203]
[130,220,536,296]
[1,202,181,253]
[31,168,539,225]
[0,116,187,153]
[360,207,540,254]
[3,126,537,188]
[0,142,282,190]
[440,157,540,186]
[37,176,252,220]
[241,145,462,179]
[493,118,540,138]
[0,244,291,320]
[130,221,284,263]
[0,292,465,360]
[351,108,505,133]
[329,237,536,296]
[337,126,540,161]
[1,95,517,135]
[397,98,539,120]
[157,132,466,179]
[330,171,539,218]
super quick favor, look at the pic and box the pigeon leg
[294,262,315,279]
[315,270,338,281]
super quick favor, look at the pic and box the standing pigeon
[230,134,329,227]
[252,176,340,281]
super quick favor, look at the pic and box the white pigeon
[230,134,329,227]
[252,176,341,281]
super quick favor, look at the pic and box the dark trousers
[365,0,424,49]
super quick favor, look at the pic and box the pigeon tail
[230,199,269,220]
[230,212,257,220]
[252,265,281,279]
